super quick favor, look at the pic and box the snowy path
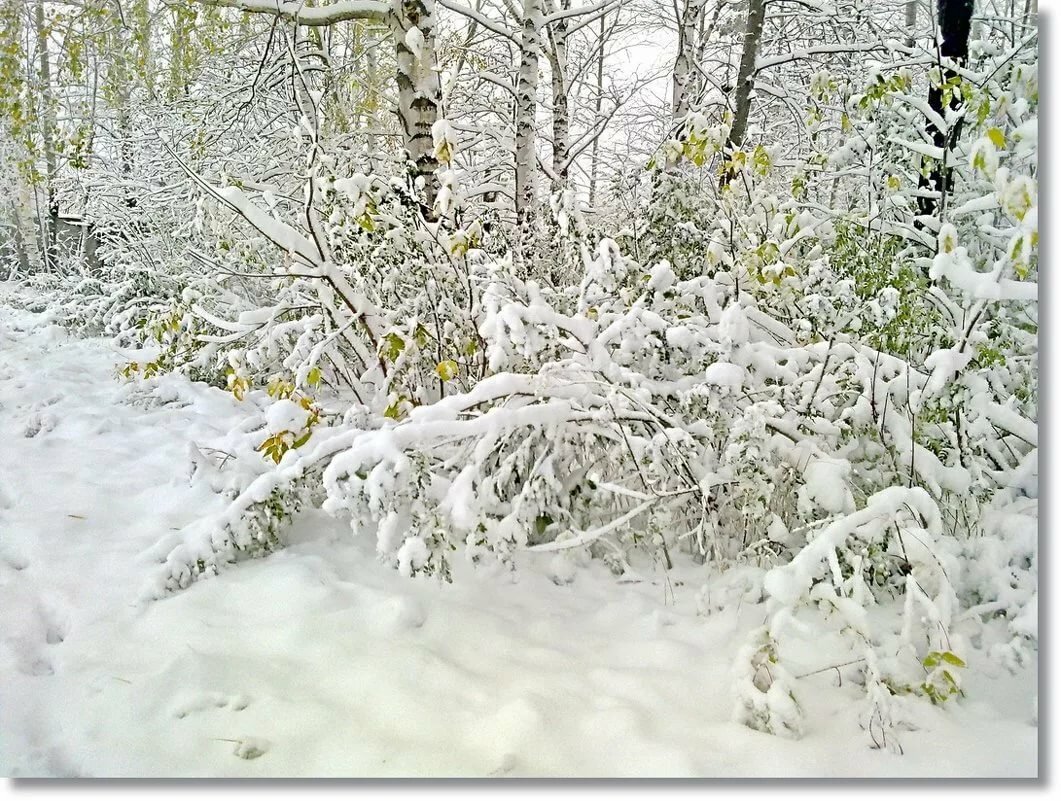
[0,300,1037,777]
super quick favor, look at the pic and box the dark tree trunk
[720,0,766,187]
[917,0,975,220]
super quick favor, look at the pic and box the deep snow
[0,299,1037,778]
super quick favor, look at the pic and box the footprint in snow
[170,692,252,719]
[23,656,55,677]
[22,413,56,438]
[5,606,65,677]
[488,753,518,776]
[1,549,30,572]
[230,736,270,760]
[44,622,65,645]
[36,603,69,646]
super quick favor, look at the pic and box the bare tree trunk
[588,15,605,207]
[391,0,443,213]
[916,0,974,220]
[671,0,706,123]
[1023,0,1037,30]
[515,0,544,255]
[906,0,918,47]
[725,0,765,154]
[546,0,570,192]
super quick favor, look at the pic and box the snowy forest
[0,0,1039,779]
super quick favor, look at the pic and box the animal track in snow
[23,413,56,438]
[170,691,252,719]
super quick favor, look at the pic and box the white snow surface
[0,299,1037,778]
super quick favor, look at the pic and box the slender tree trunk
[34,0,60,268]
[916,0,974,220]
[15,182,43,274]
[363,25,382,174]
[118,104,137,209]
[547,1,570,192]
[390,0,443,213]
[8,198,30,277]
[79,62,101,272]
[514,0,544,256]
[726,0,766,154]
[1023,0,1038,29]
[588,16,605,207]
[905,0,918,47]
[671,0,706,123]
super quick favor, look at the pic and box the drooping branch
[192,0,390,25]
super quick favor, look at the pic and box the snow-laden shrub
[725,40,1038,748]
[13,8,1032,756]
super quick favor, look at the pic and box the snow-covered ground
[0,300,1037,778]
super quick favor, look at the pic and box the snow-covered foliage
[0,0,1037,761]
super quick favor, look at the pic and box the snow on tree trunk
[724,0,766,164]
[671,0,705,123]
[917,0,974,220]
[11,187,41,274]
[390,0,443,214]
[515,0,544,258]
[547,1,570,192]
[588,16,605,207]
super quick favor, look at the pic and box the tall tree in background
[917,0,975,219]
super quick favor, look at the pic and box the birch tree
[198,0,443,209]
[671,0,706,123]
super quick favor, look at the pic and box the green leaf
[940,651,966,668]
[753,144,771,177]
[382,333,406,362]
[384,398,406,420]
[306,366,322,387]
[922,652,941,669]
[986,127,1005,148]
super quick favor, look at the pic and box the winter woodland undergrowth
[0,0,1037,752]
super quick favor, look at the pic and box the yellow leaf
[986,127,1005,148]
[436,360,459,382]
